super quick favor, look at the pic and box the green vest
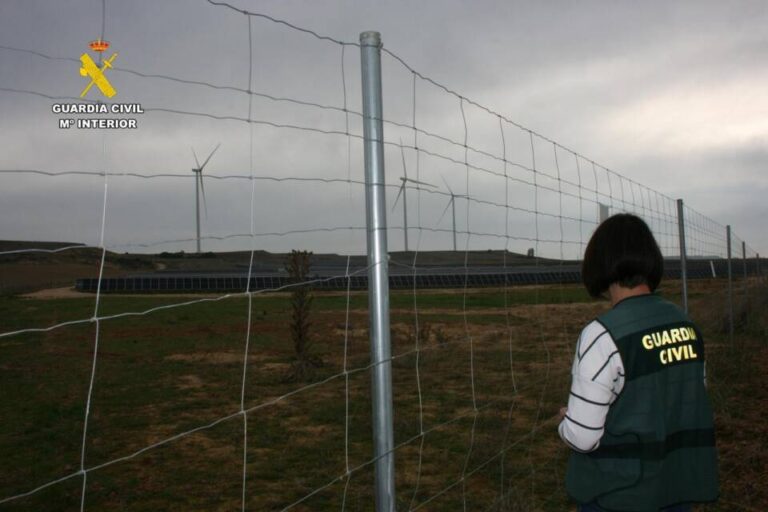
[566,294,719,511]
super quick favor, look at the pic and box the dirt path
[21,287,91,299]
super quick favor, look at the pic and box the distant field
[0,278,764,511]
[0,244,578,296]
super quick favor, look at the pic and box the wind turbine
[437,176,468,251]
[191,143,220,253]
[392,140,435,252]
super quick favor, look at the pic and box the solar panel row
[74,260,738,293]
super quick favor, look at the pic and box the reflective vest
[566,294,719,511]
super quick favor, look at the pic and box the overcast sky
[0,0,765,259]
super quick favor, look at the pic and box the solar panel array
[74,258,754,293]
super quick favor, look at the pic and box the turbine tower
[191,143,220,253]
[392,140,435,252]
[438,176,468,251]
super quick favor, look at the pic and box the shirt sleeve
[558,320,625,452]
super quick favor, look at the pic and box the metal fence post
[742,241,747,279]
[742,240,748,306]
[599,203,610,223]
[676,199,688,313]
[726,225,733,342]
[360,30,395,512]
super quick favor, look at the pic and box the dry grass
[0,278,764,511]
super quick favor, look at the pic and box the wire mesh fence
[0,2,764,511]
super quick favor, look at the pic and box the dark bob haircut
[582,213,663,298]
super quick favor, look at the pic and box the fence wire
[0,2,763,511]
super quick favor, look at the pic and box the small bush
[285,250,321,380]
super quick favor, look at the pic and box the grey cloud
[0,0,765,257]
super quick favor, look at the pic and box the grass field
[0,277,765,511]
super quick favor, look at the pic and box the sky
[0,0,766,260]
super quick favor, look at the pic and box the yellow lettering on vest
[686,344,698,359]
[688,327,697,340]
[661,330,672,345]
[642,335,654,350]
[680,328,691,341]
[671,345,684,361]
[670,329,682,343]
[660,348,669,364]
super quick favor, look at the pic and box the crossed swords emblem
[79,52,118,98]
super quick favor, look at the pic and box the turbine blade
[405,178,437,188]
[440,174,454,195]
[437,198,453,225]
[191,147,201,170]
[392,183,405,212]
[199,173,208,219]
[200,142,221,170]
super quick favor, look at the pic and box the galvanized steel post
[726,225,733,342]
[676,199,688,313]
[360,31,396,512]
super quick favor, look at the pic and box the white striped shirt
[558,320,624,452]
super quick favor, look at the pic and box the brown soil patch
[22,286,92,299]
[1,262,124,294]
[166,352,260,365]
[177,374,205,390]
